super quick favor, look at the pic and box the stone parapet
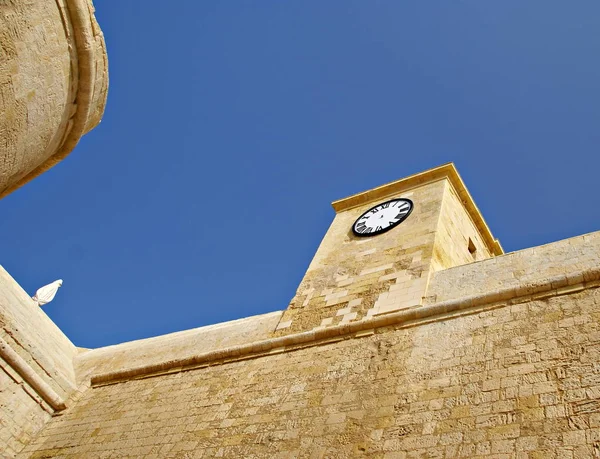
[23,276,600,458]
[80,230,600,387]
[74,311,283,387]
[426,230,600,305]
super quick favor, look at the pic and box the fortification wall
[21,286,600,458]
[20,232,600,458]
[0,267,78,457]
[0,361,52,458]
[0,0,108,199]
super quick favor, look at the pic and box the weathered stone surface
[20,287,600,458]
[0,267,78,457]
[427,230,600,305]
[74,311,283,386]
[0,0,108,198]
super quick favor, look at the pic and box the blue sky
[2,1,599,348]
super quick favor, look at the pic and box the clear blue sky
[2,2,599,348]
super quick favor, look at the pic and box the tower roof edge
[331,162,503,256]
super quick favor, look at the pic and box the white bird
[32,279,63,306]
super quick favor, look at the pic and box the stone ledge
[90,266,600,387]
[0,336,67,411]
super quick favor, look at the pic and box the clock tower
[274,163,503,336]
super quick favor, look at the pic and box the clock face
[352,198,413,237]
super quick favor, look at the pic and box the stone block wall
[21,285,600,458]
[74,311,283,387]
[0,361,52,458]
[431,180,493,271]
[426,231,600,306]
[0,267,78,457]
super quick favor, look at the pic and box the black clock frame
[352,198,414,237]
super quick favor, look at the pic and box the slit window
[468,238,477,257]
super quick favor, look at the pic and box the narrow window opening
[468,238,477,257]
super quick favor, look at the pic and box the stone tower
[275,163,503,335]
[0,0,108,199]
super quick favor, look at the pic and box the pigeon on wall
[32,279,63,306]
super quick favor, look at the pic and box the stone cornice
[0,336,66,411]
[331,163,503,256]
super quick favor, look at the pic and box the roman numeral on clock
[395,203,410,220]
[355,222,368,233]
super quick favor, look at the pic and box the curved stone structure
[0,0,108,199]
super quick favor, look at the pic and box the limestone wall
[0,363,52,458]
[0,0,108,198]
[0,267,78,457]
[21,286,600,458]
[17,230,599,458]
[430,180,493,271]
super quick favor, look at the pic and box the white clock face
[352,198,413,237]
